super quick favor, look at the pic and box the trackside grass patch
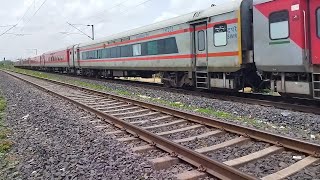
[11,68,134,97]
[0,95,11,154]
[0,93,15,178]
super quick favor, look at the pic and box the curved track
[4,70,320,179]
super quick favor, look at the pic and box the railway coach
[75,0,256,91]
[16,58,29,67]
[41,48,70,72]
[253,0,320,99]
[15,0,320,99]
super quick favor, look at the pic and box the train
[15,0,320,100]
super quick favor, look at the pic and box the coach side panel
[253,0,308,72]
[207,10,241,73]
[30,56,41,67]
[44,49,69,68]
[78,23,193,72]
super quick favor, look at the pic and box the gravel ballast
[33,72,320,144]
[0,72,182,179]
[3,70,319,179]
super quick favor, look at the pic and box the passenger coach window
[198,30,205,51]
[98,50,103,59]
[141,43,148,56]
[155,37,178,54]
[269,10,289,40]
[120,45,133,57]
[164,37,178,54]
[214,24,227,47]
[133,44,141,56]
[158,39,165,54]
[147,41,158,55]
[110,47,117,58]
[101,49,110,58]
[88,51,97,59]
[317,8,320,38]
[82,52,87,60]
[116,47,121,58]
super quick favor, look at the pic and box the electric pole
[87,25,94,40]
[67,22,95,40]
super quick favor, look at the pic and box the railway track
[3,70,320,180]
[100,77,320,115]
[106,78,320,115]
[18,68,320,115]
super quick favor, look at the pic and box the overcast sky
[0,0,228,60]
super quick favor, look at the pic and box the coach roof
[79,0,243,48]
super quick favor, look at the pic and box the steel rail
[123,82,320,115]
[14,69,320,115]
[61,73,320,115]
[99,77,320,115]
[118,82,320,115]
[2,70,257,180]
[197,92,320,115]
[5,70,320,156]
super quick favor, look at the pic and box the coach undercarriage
[17,64,320,100]
[262,72,320,99]
[159,62,265,92]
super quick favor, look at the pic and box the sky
[0,0,229,60]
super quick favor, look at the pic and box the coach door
[76,48,80,67]
[68,48,73,67]
[194,23,209,89]
[309,0,320,99]
[42,55,45,67]
[310,0,320,65]
[67,49,71,68]
[40,56,43,67]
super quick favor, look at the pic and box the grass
[10,68,134,97]
[0,91,17,179]
[148,96,269,129]
[0,95,11,154]
[0,93,13,163]
[0,63,14,70]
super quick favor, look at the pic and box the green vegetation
[11,68,53,79]
[0,97,5,113]
[0,92,17,179]
[11,68,134,97]
[0,61,14,69]
[71,79,133,96]
[150,97,268,129]
[0,95,11,154]
[0,93,13,161]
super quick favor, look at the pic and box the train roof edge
[79,0,244,48]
